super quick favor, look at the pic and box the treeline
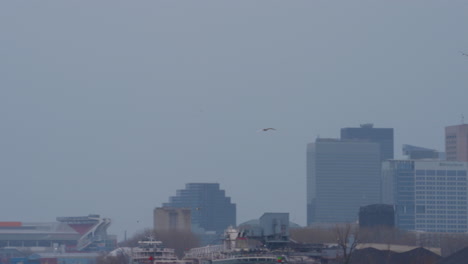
[290,225,468,257]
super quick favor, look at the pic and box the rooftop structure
[341,123,394,161]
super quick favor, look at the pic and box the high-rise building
[402,144,444,160]
[445,124,468,162]
[382,160,468,233]
[163,183,236,235]
[341,123,394,161]
[307,139,381,225]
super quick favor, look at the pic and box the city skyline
[0,1,467,240]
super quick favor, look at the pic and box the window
[416,205,426,213]
[416,170,425,176]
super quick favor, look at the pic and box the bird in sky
[258,128,276,132]
[461,51,468,57]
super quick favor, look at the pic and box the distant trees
[289,223,361,264]
[291,225,468,259]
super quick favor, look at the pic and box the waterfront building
[341,123,394,161]
[163,183,236,235]
[0,215,115,252]
[306,139,381,225]
[445,124,468,162]
[153,207,191,232]
[382,160,468,233]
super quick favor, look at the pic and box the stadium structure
[0,215,115,252]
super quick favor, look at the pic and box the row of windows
[415,191,466,195]
[416,182,467,186]
[415,186,467,190]
[415,176,467,181]
[416,219,467,224]
[415,214,467,219]
[416,196,467,200]
[416,224,467,229]
[416,225,467,233]
[423,205,467,210]
[424,210,467,214]
[415,170,466,176]
[423,201,467,205]
[417,214,465,219]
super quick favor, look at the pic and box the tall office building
[341,123,394,161]
[307,139,381,225]
[382,160,468,233]
[163,183,236,235]
[445,124,468,162]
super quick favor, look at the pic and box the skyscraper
[307,139,381,225]
[341,123,394,161]
[163,183,236,235]
[382,160,468,233]
[445,124,468,162]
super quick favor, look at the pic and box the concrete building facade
[445,124,468,162]
[153,207,191,232]
[307,139,381,225]
[382,160,468,233]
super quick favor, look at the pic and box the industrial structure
[359,204,395,228]
[0,214,115,252]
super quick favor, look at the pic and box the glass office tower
[163,183,236,234]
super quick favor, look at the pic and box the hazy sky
[1,1,467,240]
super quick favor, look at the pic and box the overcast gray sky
[1,1,467,240]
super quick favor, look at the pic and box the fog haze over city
[0,1,467,240]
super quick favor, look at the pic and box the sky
[0,1,467,241]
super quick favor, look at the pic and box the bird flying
[461,51,468,57]
[258,128,276,132]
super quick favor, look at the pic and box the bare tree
[334,223,360,264]
[151,229,200,258]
